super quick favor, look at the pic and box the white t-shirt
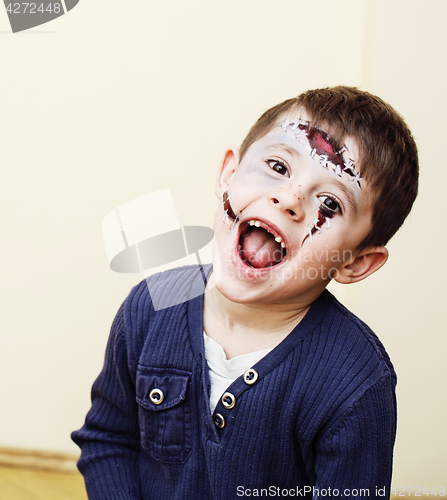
[203,332,272,413]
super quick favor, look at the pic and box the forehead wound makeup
[280,119,362,188]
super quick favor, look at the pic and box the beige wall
[0,0,445,489]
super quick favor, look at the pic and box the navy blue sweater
[72,265,397,500]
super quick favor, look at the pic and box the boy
[72,86,418,499]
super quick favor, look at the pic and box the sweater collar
[187,264,332,376]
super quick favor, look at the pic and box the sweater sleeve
[71,303,142,500]
[312,375,397,500]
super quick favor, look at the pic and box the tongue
[240,227,284,268]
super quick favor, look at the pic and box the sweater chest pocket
[136,366,192,464]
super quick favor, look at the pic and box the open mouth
[238,220,288,269]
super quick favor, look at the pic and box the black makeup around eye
[319,199,341,217]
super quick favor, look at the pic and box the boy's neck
[203,278,311,359]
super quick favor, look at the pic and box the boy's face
[212,111,385,309]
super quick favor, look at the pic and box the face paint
[222,191,241,232]
[302,198,337,245]
[280,119,362,188]
[312,206,334,234]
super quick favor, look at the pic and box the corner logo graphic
[102,189,214,311]
[4,0,78,33]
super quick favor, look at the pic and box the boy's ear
[215,147,240,199]
[333,246,389,284]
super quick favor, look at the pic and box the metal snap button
[243,368,258,385]
[149,388,164,405]
[213,413,225,429]
[221,392,236,409]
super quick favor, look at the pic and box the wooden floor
[0,466,87,500]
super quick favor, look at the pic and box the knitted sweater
[72,265,397,500]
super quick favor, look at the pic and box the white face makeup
[213,113,373,307]
[222,117,363,242]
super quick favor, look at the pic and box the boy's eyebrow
[335,182,358,214]
[265,144,358,214]
[265,143,302,160]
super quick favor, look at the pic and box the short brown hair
[239,86,419,250]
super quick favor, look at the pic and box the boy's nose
[270,188,305,222]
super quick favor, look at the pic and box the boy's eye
[318,195,342,215]
[266,158,289,177]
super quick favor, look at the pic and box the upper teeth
[248,221,286,249]
[249,220,261,227]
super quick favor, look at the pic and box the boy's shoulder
[318,290,396,383]
[122,263,210,318]
[103,266,207,373]
[290,291,397,433]
[127,263,211,311]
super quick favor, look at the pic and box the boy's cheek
[216,180,263,219]
[234,161,281,188]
